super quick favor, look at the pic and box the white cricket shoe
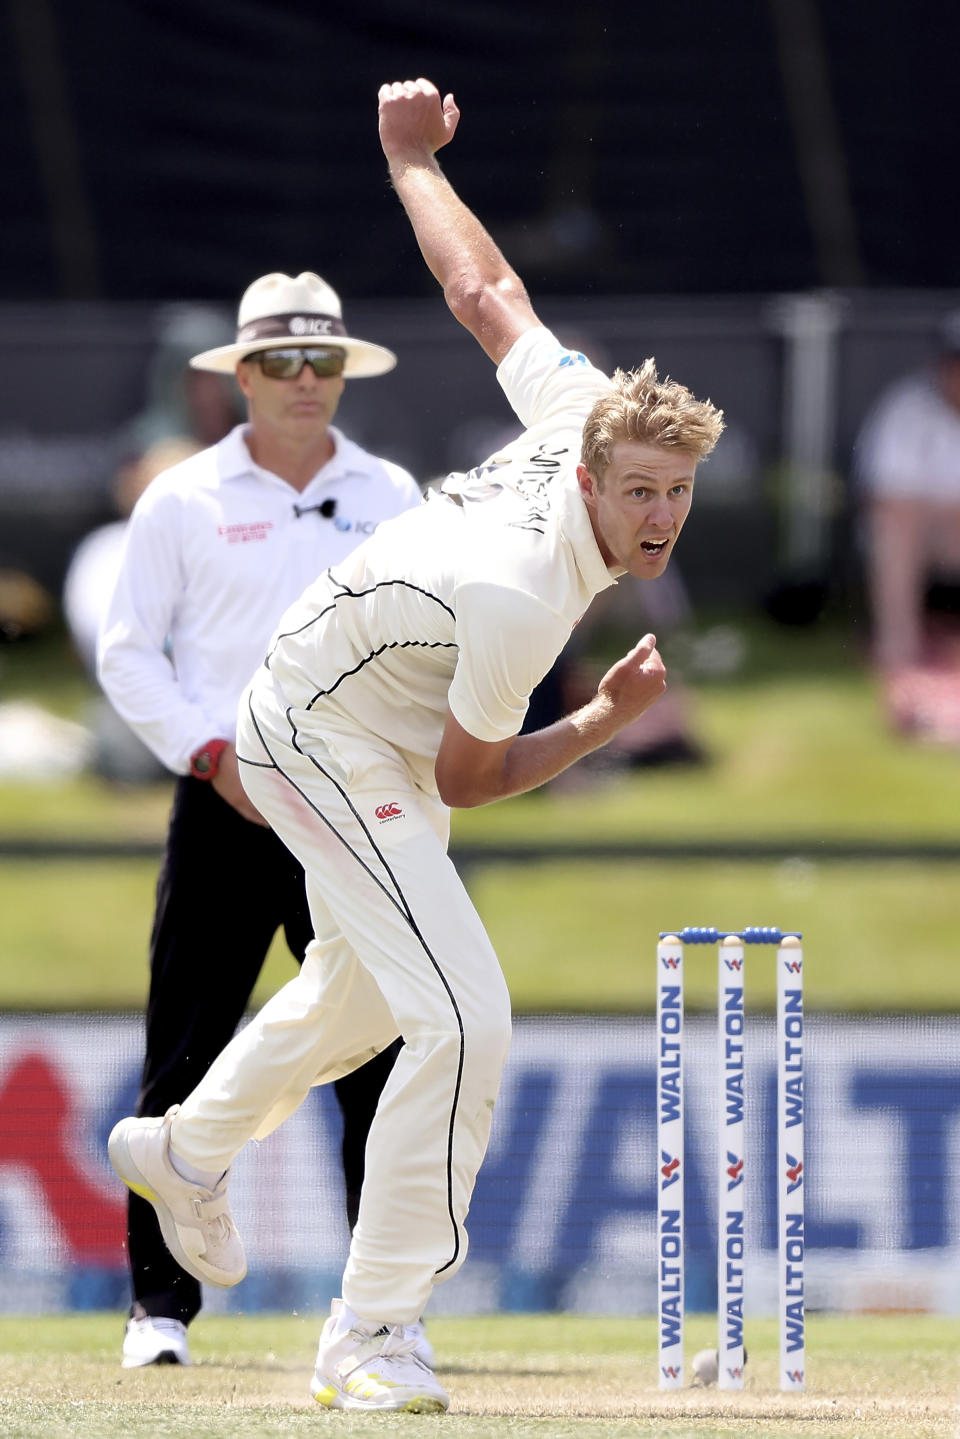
[408,1318,436,1368]
[108,1106,246,1288]
[310,1299,449,1413]
[121,1312,191,1368]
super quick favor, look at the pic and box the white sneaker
[310,1299,449,1412]
[108,1107,246,1288]
[121,1313,191,1368]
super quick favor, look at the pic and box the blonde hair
[581,358,725,476]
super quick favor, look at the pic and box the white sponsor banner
[0,1014,957,1315]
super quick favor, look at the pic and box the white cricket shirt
[261,327,619,794]
[98,423,421,773]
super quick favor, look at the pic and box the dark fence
[2,289,957,606]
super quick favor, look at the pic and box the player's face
[236,354,346,437]
[577,441,696,579]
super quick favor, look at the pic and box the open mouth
[641,539,669,555]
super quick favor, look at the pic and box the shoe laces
[341,1323,420,1371]
[146,1317,185,1340]
[210,1212,235,1244]
[376,1326,419,1362]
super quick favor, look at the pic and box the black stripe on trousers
[240,695,465,1278]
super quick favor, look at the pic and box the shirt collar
[557,472,619,595]
[216,423,367,489]
[216,424,256,481]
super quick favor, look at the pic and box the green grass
[7,616,960,846]
[5,627,960,845]
[454,671,960,845]
[3,617,960,1012]
[4,853,957,1013]
[0,1313,956,1437]
[0,772,172,838]
[477,857,960,1013]
[0,858,300,1011]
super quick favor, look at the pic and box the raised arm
[378,78,541,365]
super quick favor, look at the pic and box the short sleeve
[496,327,612,433]
[448,582,572,742]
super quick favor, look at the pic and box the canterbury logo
[375,802,403,822]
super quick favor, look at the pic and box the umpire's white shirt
[261,327,619,795]
[98,423,421,773]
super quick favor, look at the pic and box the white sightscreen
[0,1013,955,1315]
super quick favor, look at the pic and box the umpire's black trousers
[129,776,400,1324]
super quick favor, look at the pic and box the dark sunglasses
[247,347,346,380]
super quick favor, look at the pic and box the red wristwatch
[189,738,229,781]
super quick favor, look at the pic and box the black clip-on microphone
[293,498,337,519]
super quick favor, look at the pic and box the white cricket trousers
[169,672,513,1325]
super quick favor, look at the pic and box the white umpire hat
[189,271,397,378]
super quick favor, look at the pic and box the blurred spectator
[122,304,242,461]
[554,563,705,769]
[63,442,203,675]
[0,568,55,643]
[0,569,94,780]
[855,309,960,737]
[63,307,241,781]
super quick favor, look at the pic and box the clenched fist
[596,633,667,723]
[378,78,460,165]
